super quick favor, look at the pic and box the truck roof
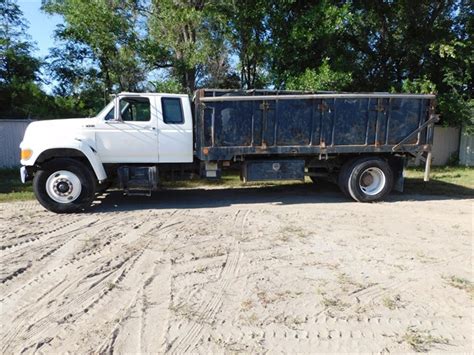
[118,92,188,98]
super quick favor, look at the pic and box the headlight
[21,149,33,160]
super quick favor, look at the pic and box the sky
[18,0,63,58]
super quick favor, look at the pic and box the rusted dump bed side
[194,89,436,161]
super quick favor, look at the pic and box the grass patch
[0,168,34,202]
[1,165,471,203]
[404,166,474,196]
[161,169,305,189]
[164,166,474,196]
[400,326,449,352]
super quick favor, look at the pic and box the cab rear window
[162,98,184,124]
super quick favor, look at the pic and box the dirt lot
[1,185,472,353]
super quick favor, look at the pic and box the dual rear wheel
[338,157,394,202]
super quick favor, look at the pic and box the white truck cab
[20,93,193,212]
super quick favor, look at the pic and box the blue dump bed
[194,89,437,161]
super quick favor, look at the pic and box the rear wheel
[33,158,96,213]
[339,157,393,202]
[338,159,357,197]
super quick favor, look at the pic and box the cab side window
[120,97,151,122]
[162,97,184,124]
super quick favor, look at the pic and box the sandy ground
[1,184,473,353]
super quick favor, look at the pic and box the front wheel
[339,157,393,202]
[33,158,96,213]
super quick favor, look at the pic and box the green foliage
[149,79,185,94]
[286,60,352,91]
[400,77,437,95]
[0,0,44,118]
[267,0,353,89]
[146,0,232,92]
[0,0,471,127]
[225,0,269,89]
[42,0,145,94]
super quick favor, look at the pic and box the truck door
[157,96,193,163]
[95,96,159,163]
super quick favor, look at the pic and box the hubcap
[359,167,386,196]
[46,170,82,204]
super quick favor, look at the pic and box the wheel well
[36,149,96,178]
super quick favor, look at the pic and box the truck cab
[20,93,194,212]
[94,93,193,164]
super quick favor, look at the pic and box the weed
[321,297,349,311]
[241,299,254,311]
[337,273,375,293]
[278,225,306,241]
[400,327,449,352]
[239,312,259,325]
[382,294,403,310]
[256,289,296,307]
[274,313,307,329]
[444,275,474,298]
[194,266,208,273]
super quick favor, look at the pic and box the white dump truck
[20,89,437,213]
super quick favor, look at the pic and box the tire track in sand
[0,214,125,301]
[94,211,187,354]
[168,209,250,354]
[0,211,176,353]
[0,217,85,252]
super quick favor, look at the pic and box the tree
[146,0,232,93]
[266,0,354,89]
[347,0,472,127]
[42,0,146,96]
[224,0,268,89]
[0,0,43,118]
[28,0,470,128]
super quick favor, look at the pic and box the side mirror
[113,96,122,121]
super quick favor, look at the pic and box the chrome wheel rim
[45,170,82,203]
[359,167,385,196]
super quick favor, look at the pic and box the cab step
[117,166,157,196]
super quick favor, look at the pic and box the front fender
[74,140,108,181]
[21,140,107,182]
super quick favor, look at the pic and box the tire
[337,159,358,198]
[345,157,393,202]
[33,158,97,213]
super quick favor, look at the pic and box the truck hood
[22,118,94,141]
[25,118,93,132]
[21,118,97,153]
